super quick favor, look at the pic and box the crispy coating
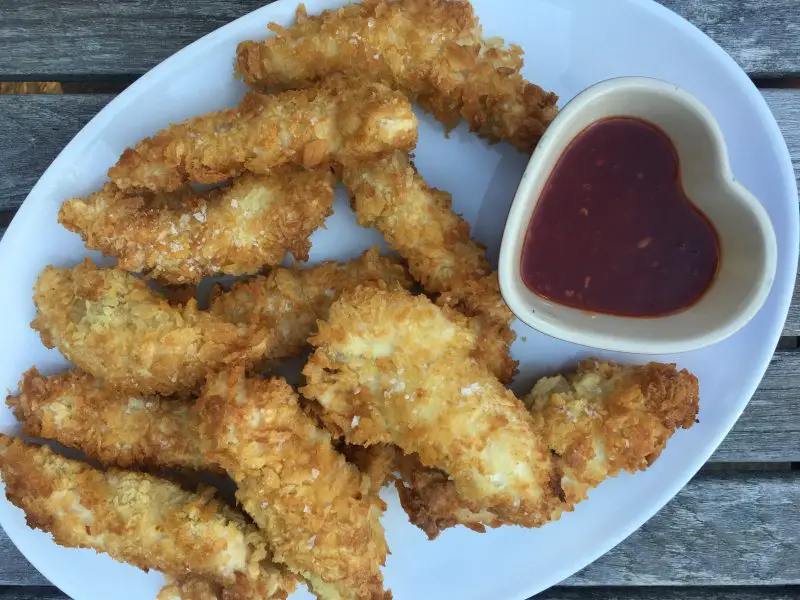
[7,368,212,473]
[236,0,558,151]
[302,285,561,527]
[0,435,294,597]
[435,274,517,384]
[158,578,224,600]
[338,443,400,496]
[210,248,412,361]
[108,75,418,193]
[342,151,516,382]
[394,452,501,538]
[526,359,700,506]
[59,169,336,284]
[196,369,389,600]
[397,360,700,538]
[343,152,488,293]
[30,260,268,396]
[157,575,287,600]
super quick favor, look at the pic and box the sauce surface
[521,117,720,317]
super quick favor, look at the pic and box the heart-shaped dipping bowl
[499,76,778,354]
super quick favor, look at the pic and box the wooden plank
[0,95,112,213]
[565,471,800,586]
[1,588,799,600]
[713,349,800,462]
[0,1,797,77]
[0,587,65,600]
[659,0,800,78]
[0,472,798,587]
[538,588,800,600]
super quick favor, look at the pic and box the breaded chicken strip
[236,0,558,151]
[31,260,267,396]
[0,435,294,598]
[7,368,211,473]
[59,169,335,284]
[108,76,418,193]
[395,360,699,538]
[210,248,412,360]
[302,285,561,527]
[342,151,516,382]
[197,369,389,600]
[527,359,699,506]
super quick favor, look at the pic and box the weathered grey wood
[0,536,48,587]
[0,587,66,599]
[713,349,800,462]
[659,0,800,78]
[565,471,800,586]
[0,95,112,212]
[537,587,800,600]
[1,472,798,587]
[0,1,797,77]
[1,587,799,600]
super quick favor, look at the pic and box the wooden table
[0,1,798,599]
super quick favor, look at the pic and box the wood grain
[0,95,111,212]
[539,588,800,600]
[713,349,800,462]
[0,472,797,588]
[0,1,797,77]
[659,0,800,78]
[2,587,799,600]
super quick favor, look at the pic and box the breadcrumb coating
[197,369,389,600]
[7,368,211,473]
[108,75,418,193]
[59,169,336,284]
[30,260,267,396]
[210,248,412,361]
[526,359,700,507]
[157,575,288,600]
[0,435,294,597]
[302,285,561,527]
[396,359,699,538]
[342,151,516,382]
[236,0,558,151]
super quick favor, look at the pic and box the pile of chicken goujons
[0,1,701,599]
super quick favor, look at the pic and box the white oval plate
[0,1,796,599]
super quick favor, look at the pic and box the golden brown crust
[60,169,336,284]
[394,453,501,539]
[210,248,413,361]
[157,575,291,600]
[526,359,700,506]
[339,442,400,497]
[398,359,699,538]
[0,435,294,596]
[7,368,212,473]
[302,285,560,528]
[108,75,418,193]
[236,0,558,151]
[342,151,517,382]
[196,369,389,600]
[435,274,517,384]
[30,259,268,396]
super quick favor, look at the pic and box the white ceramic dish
[499,76,778,354]
[0,1,796,599]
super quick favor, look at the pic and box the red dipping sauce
[521,117,720,317]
